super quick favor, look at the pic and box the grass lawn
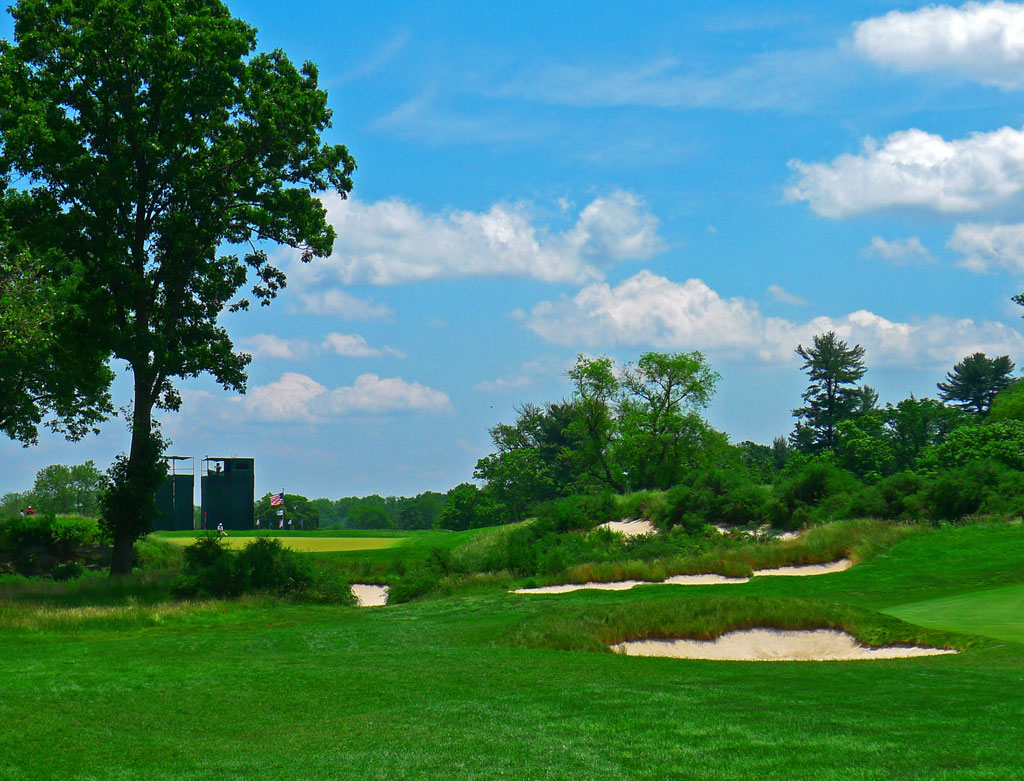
[2,521,1023,779]
[884,583,1024,646]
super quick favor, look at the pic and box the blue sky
[6,0,1024,499]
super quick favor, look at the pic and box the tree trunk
[109,533,135,576]
[108,366,156,576]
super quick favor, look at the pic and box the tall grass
[0,568,178,607]
[551,520,917,586]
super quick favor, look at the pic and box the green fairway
[884,583,1024,645]
[2,520,1024,779]
[158,534,403,552]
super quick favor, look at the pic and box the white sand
[598,519,656,537]
[513,573,748,594]
[613,628,957,662]
[753,559,853,577]
[513,559,853,594]
[351,584,389,607]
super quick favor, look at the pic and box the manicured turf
[2,521,1023,779]
[158,535,403,552]
[884,583,1024,645]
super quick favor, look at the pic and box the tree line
[431,338,1024,531]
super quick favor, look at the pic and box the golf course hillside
[2,515,1023,778]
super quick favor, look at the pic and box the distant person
[26,506,34,516]
[278,517,284,530]
[19,509,25,517]
[217,522,226,537]
[255,517,261,530]
[288,518,293,530]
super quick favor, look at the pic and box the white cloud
[854,1,1024,88]
[767,284,810,306]
[862,236,934,265]
[787,126,1024,217]
[242,372,450,422]
[240,334,312,360]
[948,222,1024,272]
[292,289,394,320]
[321,332,405,358]
[310,191,664,285]
[523,270,1024,367]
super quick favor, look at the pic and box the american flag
[270,492,284,507]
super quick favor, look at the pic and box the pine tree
[792,331,870,452]
[937,353,1015,416]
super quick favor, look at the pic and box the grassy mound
[507,594,978,654]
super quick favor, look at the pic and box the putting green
[161,535,403,553]
[884,583,1024,645]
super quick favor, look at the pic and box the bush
[533,492,617,534]
[1,514,57,552]
[386,567,442,604]
[52,561,85,582]
[173,535,354,604]
[235,537,313,593]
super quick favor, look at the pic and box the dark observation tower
[200,457,255,530]
[154,456,195,531]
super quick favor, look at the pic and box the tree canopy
[937,353,1015,416]
[792,331,872,452]
[0,240,112,444]
[0,0,354,573]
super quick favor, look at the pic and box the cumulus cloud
[523,270,1024,367]
[310,191,663,285]
[292,289,394,320]
[948,222,1024,272]
[767,284,810,306]
[242,372,450,422]
[321,332,405,358]
[239,334,312,360]
[787,126,1024,218]
[861,236,934,265]
[854,1,1024,88]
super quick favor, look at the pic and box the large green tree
[0,0,354,573]
[937,353,1015,416]
[0,239,112,443]
[32,460,105,516]
[254,492,320,529]
[792,331,872,452]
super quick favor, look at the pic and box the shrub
[386,567,441,604]
[533,492,617,534]
[1,514,56,552]
[177,534,236,596]
[174,535,353,603]
[235,537,313,593]
[52,562,85,582]
[51,517,100,552]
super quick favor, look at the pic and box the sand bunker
[513,559,853,594]
[612,628,957,661]
[351,584,389,607]
[513,573,749,594]
[753,559,852,576]
[598,519,656,537]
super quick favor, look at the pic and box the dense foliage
[172,535,353,603]
[0,0,355,574]
[254,492,321,529]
